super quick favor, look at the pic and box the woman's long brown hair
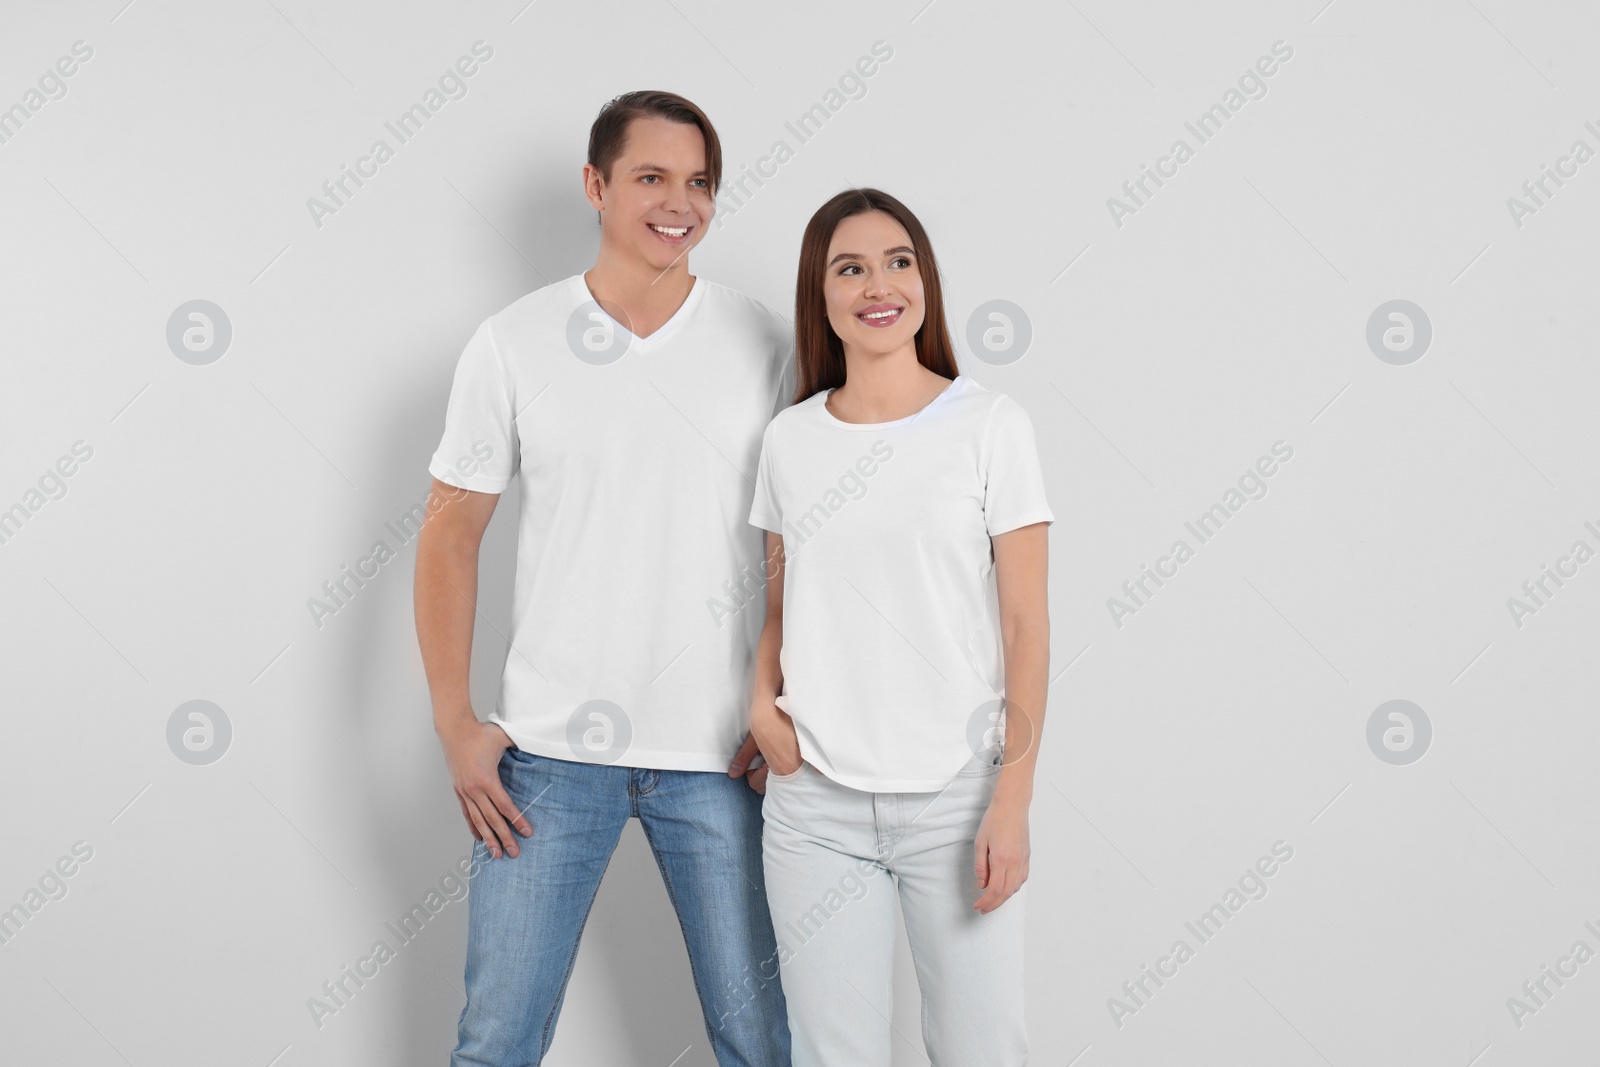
[791,188,960,405]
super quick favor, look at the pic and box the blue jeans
[450,745,791,1066]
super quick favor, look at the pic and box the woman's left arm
[973,521,1050,914]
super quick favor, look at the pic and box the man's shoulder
[480,275,581,335]
[696,277,791,337]
[460,278,585,351]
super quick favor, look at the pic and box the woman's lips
[856,306,903,327]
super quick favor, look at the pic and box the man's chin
[641,241,700,269]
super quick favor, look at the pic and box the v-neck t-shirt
[748,375,1054,792]
[429,273,794,770]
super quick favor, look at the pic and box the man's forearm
[415,533,481,732]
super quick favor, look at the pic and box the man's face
[585,115,714,271]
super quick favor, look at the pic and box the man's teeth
[650,224,688,236]
[860,309,899,319]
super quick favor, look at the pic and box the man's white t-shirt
[748,375,1054,792]
[429,273,793,771]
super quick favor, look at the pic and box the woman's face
[822,210,925,358]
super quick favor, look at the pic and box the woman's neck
[827,350,951,423]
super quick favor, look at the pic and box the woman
[744,188,1053,1065]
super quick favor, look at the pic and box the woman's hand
[729,701,803,793]
[973,792,1030,913]
[752,701,803,776]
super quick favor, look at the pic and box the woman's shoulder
[766,389,828,433]
[945,374,1020,419]
[944,378,1044,449]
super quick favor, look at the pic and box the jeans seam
[540,850,616,1060]
[642,829,724,1057]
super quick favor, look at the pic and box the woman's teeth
[649,224,689,237]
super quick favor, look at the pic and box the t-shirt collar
[570,273,705,352]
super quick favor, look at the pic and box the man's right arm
[414,477,532,858]
[415,477,497,727]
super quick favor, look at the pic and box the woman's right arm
[748,530,803,778]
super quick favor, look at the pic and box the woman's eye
[891,256,912,269]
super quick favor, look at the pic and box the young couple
[415,90,1053,1067]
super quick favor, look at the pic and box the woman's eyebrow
[826,245,915,268]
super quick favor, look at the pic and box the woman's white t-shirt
[749,375,1054,792]
[429,273,793,771]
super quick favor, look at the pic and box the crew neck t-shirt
[429,273,794,771]
[748,375,1054,792]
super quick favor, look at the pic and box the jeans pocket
[500,745,545,797]
[955,749,1005,778]
[766,759,807,783]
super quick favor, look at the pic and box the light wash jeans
[451,745,791,1066]
[760,749,1027,1066]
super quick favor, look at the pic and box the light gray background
[2,0,1596,1064]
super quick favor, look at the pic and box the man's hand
[728,733,770,794]
[437,718,531,858]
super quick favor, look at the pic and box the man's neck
[584,253,695,318]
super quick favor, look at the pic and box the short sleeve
[748,422,783,534]
[427,318,519,494]
[981,396,1054,536]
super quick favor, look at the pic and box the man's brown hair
[587,90,722,197]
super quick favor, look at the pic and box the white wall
[1,1,1596,1064]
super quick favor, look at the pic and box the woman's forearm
[994,623,1048,806]
[749,610,784,712]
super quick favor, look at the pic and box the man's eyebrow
[826,245,915,268]
[626,161,710,177]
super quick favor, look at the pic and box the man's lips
[647,222,693,243]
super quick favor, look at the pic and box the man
[415,90,793,1065]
